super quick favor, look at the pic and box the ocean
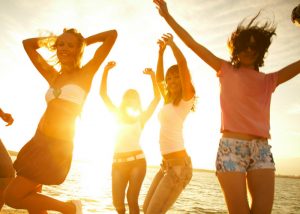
[2,159,300,214]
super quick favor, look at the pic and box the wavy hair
[227,12,276,70]
[53,28,86,69]
[38,28,85,69]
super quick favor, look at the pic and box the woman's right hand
[1,112,14,126]
[104,61,116,71]
[157,39,166,55]
[153,0,169,18]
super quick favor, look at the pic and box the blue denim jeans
[143,156,192,214]
[112,158,146,214]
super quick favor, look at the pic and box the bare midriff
[222,131,267,141]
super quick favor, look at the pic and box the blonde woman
[4,28,117,214]
[100,61,160,214]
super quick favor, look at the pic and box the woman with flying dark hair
[154,0,300,213]
[4,27,117,214]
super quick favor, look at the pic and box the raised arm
[156,39,167,98]
[82,30,118,78]
[0,108,14,126]
[23,37,58,84]
[277,59,300,86]
[153,0,223,72]
[141,68,161,125]
[163,34,195,100]
[99,61,118,112]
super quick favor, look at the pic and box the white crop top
[45,84,86,105]
[158,98,194,155]
[114,120,143,153]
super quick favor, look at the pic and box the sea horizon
[8,150,300,179]
[2,159,300,214]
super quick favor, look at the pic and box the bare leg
[0,188,5,210]
[217,172,250,214]
[28,185,47,214]
[247,169,274,214]
[4,176,76,214]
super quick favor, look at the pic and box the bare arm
[0,108,14,126]
[23,37,58,84]
[156,39,167,99]
[163,34,195,100]
[153,0,223,72]
[141,68,161,125]
[277,59,300,86]
[82,30,118,79]
[99,61,118,112]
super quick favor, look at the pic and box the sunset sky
[0,0,299,176]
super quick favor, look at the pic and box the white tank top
[158,98,194,155]
[114,120,143,153]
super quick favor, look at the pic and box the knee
[115,207,126,214]
[127,198,138,208]
[128,200,139,213]
[113,202,125,214]
[3,185,22,208]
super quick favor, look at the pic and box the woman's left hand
[161,33,174,46]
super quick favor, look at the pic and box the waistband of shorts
[113,153,145,163]
[162,156,191,168]
[220,137,268,144]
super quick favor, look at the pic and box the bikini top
[45,84,87,105]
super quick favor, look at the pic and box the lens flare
[126,107,140,118]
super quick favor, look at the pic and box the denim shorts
[216,137,275,173]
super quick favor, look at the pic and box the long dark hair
[227,12,276,70]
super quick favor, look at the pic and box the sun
[73,92,117,163]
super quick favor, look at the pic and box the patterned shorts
[216,137,275,173]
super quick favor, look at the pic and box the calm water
[2,159,300,214]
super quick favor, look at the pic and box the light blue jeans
[112,158,146,214]
[143,156,192,214]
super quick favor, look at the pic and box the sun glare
[71,91,118,197]
[126,107,140,118]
